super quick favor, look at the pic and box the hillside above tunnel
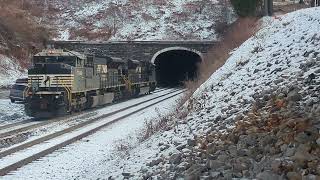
[45,0,236,41]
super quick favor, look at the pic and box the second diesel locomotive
[25,49,156,117]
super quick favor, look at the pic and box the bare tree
[264,0,273,16]
[214,0,231,35]
[108,2,124,35]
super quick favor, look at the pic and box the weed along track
[0,88,173,146]
[0,89,185,176]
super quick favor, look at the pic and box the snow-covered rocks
[0,55,25,88]
[0,99,28,126]
[103,7,320,179]
[50,0,235,41]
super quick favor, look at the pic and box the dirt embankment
[274,3,310,15]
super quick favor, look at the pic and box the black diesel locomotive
[25,49,156,117]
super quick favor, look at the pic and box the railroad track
[0,89,185,176]
[0,87,168,132]
[0,87,172,140]
[0,88,176,151]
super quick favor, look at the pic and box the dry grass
[114,138,136,157]
[113,109,176,155]
[137,108,175,142]
[274,3,310,15]
[114,102,190,155]
[184,17,261,98]
[69,27,114,41]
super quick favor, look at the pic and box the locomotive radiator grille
[28,74,74,88]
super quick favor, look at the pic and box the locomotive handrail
[28,76,41,94]
[58,78,72,111]
[121,75,132,92]
[20,86,31,101]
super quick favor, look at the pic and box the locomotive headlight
[55,95,59,99]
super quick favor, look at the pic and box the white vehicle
[9,78,28,103]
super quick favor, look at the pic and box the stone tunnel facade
[51,41,216,63]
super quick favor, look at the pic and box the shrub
[230,0,263,17]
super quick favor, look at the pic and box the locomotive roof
[35,49,86,60]
[128,59,140,64]
[95,56,126,64]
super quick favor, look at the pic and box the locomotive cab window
[85,57,94,67]
[30,56,75,74]
[33,56,76,66]
[76,58,84,67]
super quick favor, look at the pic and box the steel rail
[0,88,169,131]
[0,88,173,139]
[0,89,182,158]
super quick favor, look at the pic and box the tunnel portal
[153,49,202,87]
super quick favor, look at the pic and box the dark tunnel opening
[154,50,202,87]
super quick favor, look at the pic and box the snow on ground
[2,89,184,179]
[0,55,25,88]
[58,29,71,41]
[68,7,320,178]
[0,88,175,152]
[0,99,28,126]
[0,55,28,124]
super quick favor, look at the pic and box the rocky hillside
[46,0,235,41]
[0,0,51,87]
[0,56,25,88]
[99,7,320,179]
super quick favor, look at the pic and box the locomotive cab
[26,49,85,117]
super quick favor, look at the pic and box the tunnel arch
[151,47,203,64]
[151,47,203,87]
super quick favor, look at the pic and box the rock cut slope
[102,7,320,179]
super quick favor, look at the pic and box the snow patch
[0,55,25,88]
